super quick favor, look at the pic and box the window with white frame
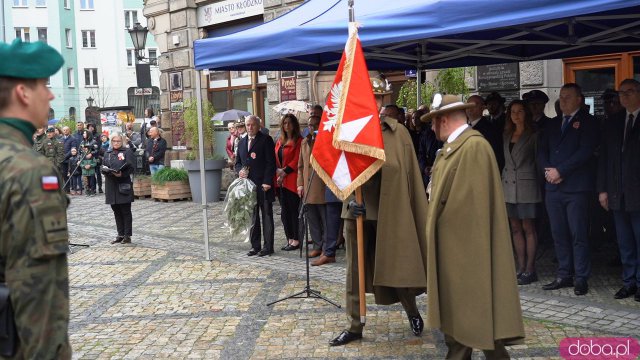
[84,68,98,87]
[13,0,27,7]
[126,49,135,67]
[148,49,157,65]
[124,10,139,29]
[65,29,72,47]
[15,28,29,42]
[64,0,70,9]
[81,30,96,48]
[36,0,46,7]
[67,68,74,87]
[80,0,94,10]
[37,28,47,43]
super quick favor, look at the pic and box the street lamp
[128,22,150,63]
[86,96,94,108]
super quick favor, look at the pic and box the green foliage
[181,98,216,158]
[57,116,77,131]
[151,167,188,185]
[435,67,470,96]
[396,79,436,110]
[396,67,470,109]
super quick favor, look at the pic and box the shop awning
[194,0,640,71]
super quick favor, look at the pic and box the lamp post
[86,96,94,108]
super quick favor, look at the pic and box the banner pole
[355,186,366,325]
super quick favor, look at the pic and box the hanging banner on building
[280,76,296,101]
[197,0,264,27]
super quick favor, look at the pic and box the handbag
[0,284,18,357]
[118,183,132,195]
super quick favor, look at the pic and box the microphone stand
[267,168,340,308]
[64,148,91,251]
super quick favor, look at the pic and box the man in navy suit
[235,115,276,257]
[537,83,599,295]
[598,79,640,301]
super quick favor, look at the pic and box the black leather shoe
[518,272,538,285]
[574,280,588,296]
[247,249,259,256]
[329,330,362,346]
[258,249,274,257]
[282,244,300,251]
[634,289,640,302]
[409,314,424,336]
[121,236,131,244]
[111,236,123,244]
[614,285,637,299]
[281,244,290,251]
[542,278,573,290]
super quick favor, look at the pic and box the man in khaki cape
[422,95,524,359]
[329,114,429,346]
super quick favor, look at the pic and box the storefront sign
[477,63,520,91]
[280,77,296,101]
[197,0,264,27]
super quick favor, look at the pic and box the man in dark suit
[485,91,507,134]
[466,95,504,171]
[235,115,276,257]
[597,79,640,301]
[537,83,599,295]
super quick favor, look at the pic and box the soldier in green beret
[0,39,71,359]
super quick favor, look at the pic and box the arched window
[69,107,76,121]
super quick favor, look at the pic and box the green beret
[0,39,64,79]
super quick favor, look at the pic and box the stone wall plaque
[171,112,185,146]
[477,63,520,91]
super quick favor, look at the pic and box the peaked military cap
[0,39,64,79]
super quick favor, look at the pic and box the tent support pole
[195,69,211,261]
[416,68,422,108]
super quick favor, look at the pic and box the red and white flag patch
[41,176,60,191]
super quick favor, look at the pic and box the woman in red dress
[275,114,303,251]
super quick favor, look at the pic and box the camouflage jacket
[0,119,71,360]
[37,137,64,168]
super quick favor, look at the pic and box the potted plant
[133,174,152,198]
[151,167,191,201]
[181,98,227,203]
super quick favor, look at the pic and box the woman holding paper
[102,133,136,244]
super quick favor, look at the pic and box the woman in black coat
[102,133,135,244]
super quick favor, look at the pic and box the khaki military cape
[426,128,525,350]
[343,117,429,303]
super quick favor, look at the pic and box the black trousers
[111,203,132,236]
[250,189,274,252]
[279,188,300,241]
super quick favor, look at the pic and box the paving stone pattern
[66,195,640,359]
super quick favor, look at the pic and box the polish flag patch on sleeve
[42,176,60,191]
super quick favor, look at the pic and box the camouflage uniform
[0,119,72,359]
[40,137,64,168]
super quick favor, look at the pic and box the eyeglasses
[111,140,122,143]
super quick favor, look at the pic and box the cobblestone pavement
[67,194,640,359]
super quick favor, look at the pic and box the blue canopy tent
[194,0,640,71]
[190,0,640,259]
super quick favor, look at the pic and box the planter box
[133,177,152,197]
[151,181,191,201]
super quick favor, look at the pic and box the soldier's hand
[348,200,366,217]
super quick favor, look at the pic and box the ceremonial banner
[311,23,385,200]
